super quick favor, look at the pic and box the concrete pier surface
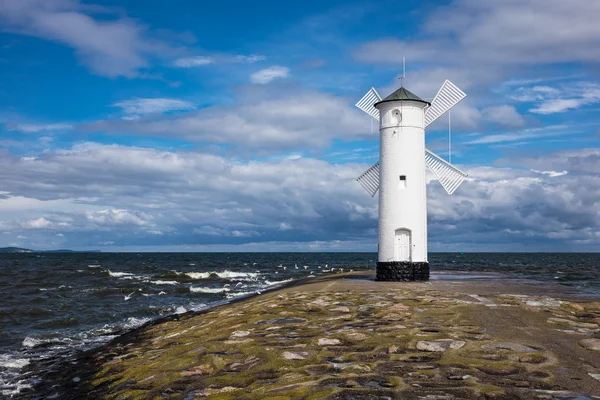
[25,271,600,399]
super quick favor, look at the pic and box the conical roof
[374,87,430,107]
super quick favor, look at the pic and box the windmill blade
[355,88,381,121]
[356,161,380,197]
[424,80,466,127]
[425,149,467,195]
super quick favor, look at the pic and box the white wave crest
[1,379,32,396]
[88,264,101,268]
[189,286,231,294]
[22,336,71,348]
[219,270,259,279]
[185,272,211,279]
[147,280,179,285]
[123,317,151,330]
[185,270,259,280]
[188,303,208,311]
[225,292,252,299]
[174,306,187,314]
[107,270,134,278]
[0,355,29,369]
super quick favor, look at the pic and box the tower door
[395,229,411,261]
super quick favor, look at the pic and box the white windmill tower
[355,78,468,281]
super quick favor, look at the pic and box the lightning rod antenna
[449,110,452,163]
[400,57,406,87]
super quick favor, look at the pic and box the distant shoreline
[0,247,101,253]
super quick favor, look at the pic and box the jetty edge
[24,271,600,399]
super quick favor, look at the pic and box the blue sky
[1,0,599,251]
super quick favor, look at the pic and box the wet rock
[286,343,307,348]
[330,362,371,372]
[378,324,407,332]
[481,342,539,353]
[318,338,341,346]
[229,330,250,339]
[329,306,350,312]
[309,298,330,306]
[547,318,599,329]
[344,331,368,341]
[255,317,307,325]
[194,387,239,397]
[526,298,562,308]
[327,315,349,321]
[223,339,253,345]
[282,351,309,360]
[565,302,585,311]
[384,313,405,322]
[416,339,465,352]
[223,356,262,372]
[265,326,281,331]
[447,375,472,380]
[419,394,454,399]
[372,301,391,307]
[181,364,213,376]
[579,338,600,351]
[387,303,410,312]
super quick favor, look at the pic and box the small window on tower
[399,175,407,189]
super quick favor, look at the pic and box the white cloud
[82,90,370,152]
[231,230,261,237]
[0,0,179,77]
[510,82,600,114]
[278,222,292,231]
[250,66,290,84]
[532,170,568,177]
[233,54,266,63]
[481,105,525,128]
[21,217,52,229]
[113,98,196,115]
[172,56,213,67]
[356,1,600,66]
[9,123,73,133]
[1,143,599,250]
[84,208,154,227]
[465,125,572,145]
[531,99,583,114]
[172,54,265,68]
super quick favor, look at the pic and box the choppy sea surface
[1,252,599,396]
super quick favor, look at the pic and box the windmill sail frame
[355,88,381,121]
[356,161,380,197]
[424,149,467,196]
[424,80,466,127]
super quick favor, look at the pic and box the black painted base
[376,261,430,282]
